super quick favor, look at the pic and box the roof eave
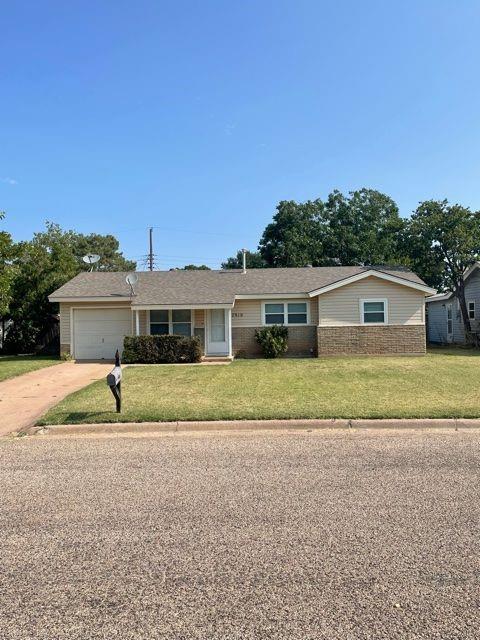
[49,296,133,303]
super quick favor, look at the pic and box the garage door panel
[74,309,132,360]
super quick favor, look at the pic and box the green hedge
[254,325,289,358]
[123,335,202,364]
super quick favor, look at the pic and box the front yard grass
[0,355,60,383]
[39,348,480,424]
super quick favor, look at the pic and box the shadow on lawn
[41,411,120,425]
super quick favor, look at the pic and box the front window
[150,310,169,335]
[264,301,308,325]
[150,310,192,336]
[265,303,285,324]
[361,299,387,324]
[287,303,308,324]
[172,309,192,336]
[468,301,475,320]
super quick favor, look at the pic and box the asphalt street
[0,429,478,639]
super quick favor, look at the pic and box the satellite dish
[126,272,139,295]
[82,254,101,272]
[82,254,100,265]
[126,273,138,286]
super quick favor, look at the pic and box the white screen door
[207,309,228,355]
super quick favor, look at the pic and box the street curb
[26,417,480,437]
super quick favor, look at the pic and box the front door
[446,304,453,342]
[206,309,228,355]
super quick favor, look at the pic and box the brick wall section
[232,326,317,357]
[317,325,426,356]
[60,343,70,357]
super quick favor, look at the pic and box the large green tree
[259,199,326,267]
[321,189,406,266]
[0,212,17,318]
[404,199,480,334]
[5,223,136,353]
[256,189,406,268]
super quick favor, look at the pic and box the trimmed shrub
[254,325,289,358]
[122,335,202,364]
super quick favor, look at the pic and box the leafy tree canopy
[253,189,406,268]
[181,264,211,270]
[222,250,266,270]
[403,199,480,333]
[259,199,325,267]
[4,222,136,353]
[0,212,18,317]
[321,189,406,266]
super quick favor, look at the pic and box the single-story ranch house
[49,266,436,360]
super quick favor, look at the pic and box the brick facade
[60,343,70,357]
[232,326,317,358]
[317,325,426,356]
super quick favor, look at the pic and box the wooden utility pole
[148,227,154,271]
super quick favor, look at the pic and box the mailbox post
[107,350,122,412]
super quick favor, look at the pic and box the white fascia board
[307,270,436,297]
[426,292,452,303]
[49,296,132,303]
[234,293,308,300]
[131,303,233,310]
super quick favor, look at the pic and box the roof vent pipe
[242,248,247,274]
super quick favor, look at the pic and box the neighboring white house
[49,265,435,361]
[426,262,480,344]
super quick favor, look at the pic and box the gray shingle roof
[49,266,430,306]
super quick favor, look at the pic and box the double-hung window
[468,301,475,320]
[150,310,169,335]
[171,310,192,336]
[264,301,308,325]
[360,299,387,325]
[149,310,192,336]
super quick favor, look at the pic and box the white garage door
[73,308,132,360]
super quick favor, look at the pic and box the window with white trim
[150,310,192,336]
[360,299,387,324]
[263,301,308,325]
[468,300,475,320]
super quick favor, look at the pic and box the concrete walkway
[0,362,111,436]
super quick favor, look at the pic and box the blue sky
[1,1,480,269]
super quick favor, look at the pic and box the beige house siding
[138,310,147,334]
[231,298,318,327]
[317,276,425,326]
[194,309,205,327]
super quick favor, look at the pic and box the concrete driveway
[0,362,111,436]
[0,429,478,639]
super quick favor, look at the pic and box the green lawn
[0,355,60,383]
[39,348,480,424]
